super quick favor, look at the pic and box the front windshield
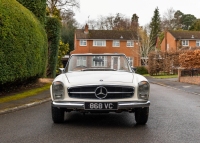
[66,55,131,72]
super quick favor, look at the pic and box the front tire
[51,105,65,123]
[135,107,149,125]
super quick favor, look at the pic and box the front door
[111,56,120,70]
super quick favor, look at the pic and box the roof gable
[75,29,138,40]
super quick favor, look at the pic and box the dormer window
[182,40,189,46]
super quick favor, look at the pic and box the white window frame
[127,57,133,66]
[112,40,120,47]
[196,40,200,47]
[77,56,87,66]
[93,40,106,47]
[92,56,107,67]
[79,40,87,46]
[126,40,134,47]
[182,40,189,46]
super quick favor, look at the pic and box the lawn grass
[144,74,178,79]
[0,83,51,103]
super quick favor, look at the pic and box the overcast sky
[74,0,200,26]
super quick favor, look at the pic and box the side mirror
[131,66,137,72]
[59,68,65,74]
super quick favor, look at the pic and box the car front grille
[68,85,134,99]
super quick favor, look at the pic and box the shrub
[16,0,46,25]
[0,0,48,84]
[136,66,148,75]
[45,17,61,77]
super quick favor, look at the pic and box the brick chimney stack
[84,23,89,34]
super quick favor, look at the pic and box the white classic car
[50,53,150,124]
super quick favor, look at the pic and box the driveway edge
[0,98,51,115]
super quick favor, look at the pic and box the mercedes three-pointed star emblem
[95,86,107,99]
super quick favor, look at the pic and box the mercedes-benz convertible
[50,53,150,124]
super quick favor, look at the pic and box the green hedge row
[16,0,47,25]
[136,66,149,75]
[0,0,48,84]
[45,17,61,77]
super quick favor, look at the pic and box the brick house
[70,24,141,67]
[159,30,200,51]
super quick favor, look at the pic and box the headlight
[138,81,150,100]
[52,81,64,99]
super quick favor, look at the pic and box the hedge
[136,66,148,75]
[0,0,48,84]
[45,17,61,77]
[16,0,46,25]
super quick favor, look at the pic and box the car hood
[66,71,133,84]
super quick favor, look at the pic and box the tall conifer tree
[149,7,161,51]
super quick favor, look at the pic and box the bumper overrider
[52,101,150,110]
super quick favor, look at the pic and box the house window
[127,40,134,47]
[77,56,87,66]
[127,57,133,66]
[80,40,87,46]
[93,40,106,46]
[92,56,107,67]
[196,40,200,47]
[182,40,189,46]
[113,40,120,47]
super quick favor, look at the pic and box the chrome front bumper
[52,101,150,109]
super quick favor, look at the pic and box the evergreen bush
[0,0,48,84]
[136,66,149,75]
[45,17,61,77]
[16,0,46,25]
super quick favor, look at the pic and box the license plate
[85,102,118,110]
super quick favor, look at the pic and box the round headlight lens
[52,81,64,99]
[138,81,150,100]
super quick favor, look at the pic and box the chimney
[84,23,89,34]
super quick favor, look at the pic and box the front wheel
[135,107,149,125]
[51,106,65,123]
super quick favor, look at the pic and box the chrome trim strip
[52,101,84,109]
[118,101,150,108]
[69,92,133,94]
[69,92,95,94]
[52,101,150,109]
[68,85,135,88]
[107,92,133,94]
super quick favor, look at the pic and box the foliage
[189,19,200,31]
[47,0,79,21]
[0,0,48,84]
[179,49,200,69]
[16,0,47,25]
[61,21,77,53]
[134,26,151,66]
[149,7,161,51]
[181,14,196,30]
[148,51,180,76]
[136,66,148,75]
[161,9,197,31]
[45,17,61,77]
[56,40,69,74]
[161,8,179,30]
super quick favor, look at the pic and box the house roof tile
[169,30,200,39]
[75,29,138,40]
